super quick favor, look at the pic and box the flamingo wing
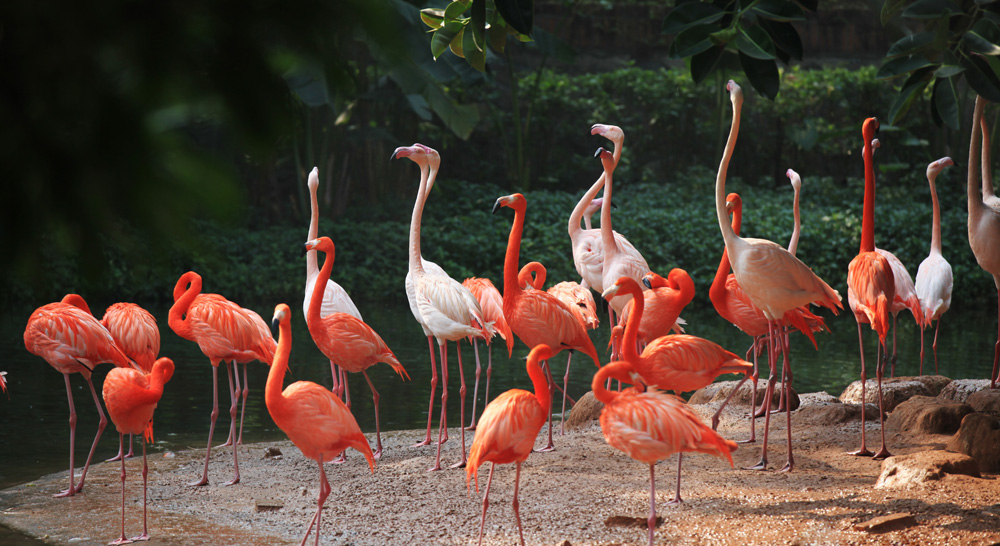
[915,254,953,326]
[312,313,406,377]
[876,248,923,323]
[25,303,129,374]
[275,380,373,465]
[304,274,363,322]
[734,237,842,316]
[508,290,586,352]
[101,303,160,372]
[416,274,485,340]
[640,335,752,393]
[468,389,546,472]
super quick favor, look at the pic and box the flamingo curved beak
[491,198,503,215]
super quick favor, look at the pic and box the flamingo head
[726,80,743,108]
[527,344,558,367]
[303,236,335,258]
[391,143,437,165]
[173,271,202,302]
[271,303,291,336]
[872,138,881,155]
[152,357,175,384]
[590,123,624,149]
[518,261,545,290]
[600,360,647,390]
[602,276,641,301]
[608,325,624,351]
[492,193,526,214]
[641,271,667,290]
[60,293,92,315]
[307,166,319,192]
[725,192,741,214]
[927,156,956,180]
[786,168,801,193]
[862,117,880,148]
[595,147,617,175]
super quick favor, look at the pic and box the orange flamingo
[494,192,600,451]
[618,269,694,346]
[715,81,841,471]
[395,143,485,469]
[268,304,375,546]
[462,277,513,431]
[304,166,362,401]
[967,98,1000,387]
[102,356,174,544]
[466,344,556,546]
[846,119,896,459]
[594,359,737,546]
[915,156,956,374]
[24,294,133,497]
[305,236,408,459]
[169,271,273,486]
[100,302,160,461]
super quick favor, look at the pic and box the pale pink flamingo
[915,157,956,374]
[594,359,737,546]
[494,192,600,451]
[24,294,134,497]
[967,97,1000,388]
[395,143,486,469]
[169,271,273,486]
[226,306,276,447]
[268,304,375,546]
[462,276,514,431]
[715,81,842,471]
[305,236,409,459]
[466,344,556,546]
[100,302,160,460]
[304,166,363,402]
[102,356,174,544]
[980,117,1000,211]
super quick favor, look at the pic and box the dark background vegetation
[2,0,996,313]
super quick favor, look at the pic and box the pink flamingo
[395,143,485,469]
[980,117,1000,211]
[466,344,556,546]
[619,269,694,345]
[24,294,134,497]
[268,304,376,546]
[915,157,956,374]
[494,192,600,451]
[169,271,273,486]
[594,359,737,546]
[304,166,363,402]
[102,356,174,544]
[305,236,409,459]
[967,98,1000,387]
[715,81,842,471]
[462,276,514,431]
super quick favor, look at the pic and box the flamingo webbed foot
[665,496,683,506]
[743,459,768,471]
[223,476,240,486]
[872,448,892,460]
[848,448,874,457]
[53,487,78,498]
[779,461,794,473]
[449,459,467,469]
[411,437,432,448]
[108,537,133,546]
[464,424,477,432]
[533,444,555,453]
[130,533,150,542]
[188,477,209,487]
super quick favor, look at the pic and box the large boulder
[885,395,974,435]
[689,380,799,411]
[946,413,1000,473]
[797,397,880,425]
[938,379,992,402]
[875,450,980,489]
[966,389,1000,415]
[839,378,930,412]
[565,391,603,430]
[902,375,952,396]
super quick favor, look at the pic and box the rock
[946,413,1000,473]
[853,512,918,533]
[875,450,980,489]
[839,378,930,412]
[966,389,1000,415]
[798,391,840,406]
[565,391,603,429]
[885,395,973,435]
[689,380,799,411]
[797,401,880,425]
[902,375,952,396]
[938,379,992,402]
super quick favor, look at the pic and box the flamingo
[618,269,694,345]
[169,271,273,486]
[980,117,1000,212]
[303,166,363,402]
[462,277,513,431]
[24,294,134,497]
[100,302,160,461]
[915,157,956,374]
[846,120,896,459]
[715,80,842,471]
[394,143,485,469]
[493,192,600,451]
[967,97,1000,388]
[227,306,276,447]
[593,359,737,546]
[0,371,7,396]
[466,343,556,546]
[102,356,174,545]
[267,304,376,546]
[304,236,409,459]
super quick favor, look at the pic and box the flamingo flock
[17,79,1000,546]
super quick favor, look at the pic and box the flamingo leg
[890,314,899,378]
[237,362,249,445]
[477,463,495,546]
[224,361,241,485]
[919,324,926,376]
[665,453,684,505]
[414,336,439,447]
[711,372,750,431]
[484,344,493,415]
[993,289,1000,388]
[131,439,150,542]
[362,370,383,460]
[779,330,795,472]
[107,432,135,463]
[742,337,760,444]
[933,317,942,375]
[747,321,780,470]
[512,461,526,546]
[560,352,573,435]
[872,341,892,460]
[449,341,468,469]
[850,322,873,456]
[55,375,78,498]
[75,376,108,495]
[430,342,449,471]
[534,360,556,452]
[191,363,220,486]
[467,338,482,431]
[300,460,331,546]
[329,361,342,399]
[647,463,657,546]
[109,433,132,546]
[331,367,351,464]
[218,361,239,448]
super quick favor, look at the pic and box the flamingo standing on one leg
[100,302,160,461]
[24,294,134,497]
[915,157,956,375]
[714,80,842,471]
[305,236,409,459]
[467,344,556,546]
[102,356,174,545]
[268,304,376,546]
[169,271,273,486]
[846,121,896,459]
[494,192,601,451]
[462,277,513,431]
[395,143,486,469]
[594,359,737,546]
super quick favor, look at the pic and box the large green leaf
[431,20,465,60]
[471,0,486,50]
[739,52,780,100]
[964,19,1000,55]
[752,0,806,22]
[494,0,532,36]
[488,17,508,53]
[932,76,961,129]
[445,1,470,21]
[760,19,803,61]
[886,32,935,58]
[662,2,727,35]
[962,51,1000,101]
[887,69,933,125]
[876,55,935,79]
[902,0,962,19]
[421,8,445,29]
[669,24,717,58]
[463,21,486,71]
[736,25,777,60]
[690,46,725,84]
[934,64,965,77]
[882,0,910,25]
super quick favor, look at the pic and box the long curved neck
[929,171,943,254]
[600,164,617,259]
[408,163,430,276]
[527,354,551,415]
[570,175,606,236]
[789,185,801,256]
[308,248,334,324]
[503,202,527,309]
[265,317,291,412]
[860,135,876,253]
[716,98,741,251]
[591,362,632,405]
[620,282,644,363]
[306,176,320,281]
[983,117,996,200]
[970,97,986,218]
[168,275,201,340]
[711,207,740,305]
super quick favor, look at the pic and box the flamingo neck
[502,201,527,312]
[168,274,201,340]
[929,172,943,255]
[711,207,740,309]
[308,246,334,325]
[970,96,986,217]
[408,163,430,277]
[306,177,320,282]
[716,98,742,251]
[570,174,606,237]
[789,185,801,256]
[983,118,996,200]
[527,354,551,416]
[619,282,644,363]
[860,137,876,253]
[591,362,632,405]
[600,165,618,262]
[265,317,291,413]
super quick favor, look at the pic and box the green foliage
[421,0,534,71]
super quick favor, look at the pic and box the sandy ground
[2,396,999,546]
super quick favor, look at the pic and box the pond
[1,298,996,543]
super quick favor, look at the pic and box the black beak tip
[491,199,502,215]
[594,147,604,158]
[301,244,310,257]
[271,318,279,336]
